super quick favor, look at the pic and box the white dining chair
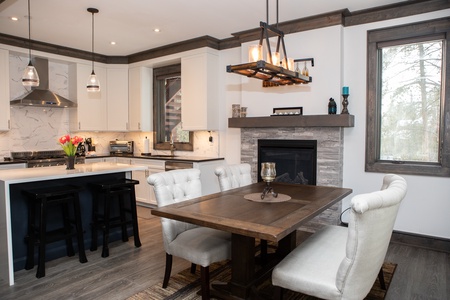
[147,168,231,299]
[214,163,252,191]
[272,174,407,300]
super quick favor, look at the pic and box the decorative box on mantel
[228,114,354,128]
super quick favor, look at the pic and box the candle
[248,45,262,62]
[342,86,349,95]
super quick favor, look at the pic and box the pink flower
[58,135,83,156]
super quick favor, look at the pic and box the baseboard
[391,231,450,253]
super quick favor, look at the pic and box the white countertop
[0,162,147,184]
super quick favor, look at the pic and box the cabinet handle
[145,169,149,177]
[78,122,81,130]
[138,122,141,130]
[8,119,10,129]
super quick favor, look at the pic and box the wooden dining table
[151,181,352,299]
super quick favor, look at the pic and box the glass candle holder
[248,45,262,62]
[267,52,280,65]
[261,162,276,182]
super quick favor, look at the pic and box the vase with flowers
[58,134,83,169]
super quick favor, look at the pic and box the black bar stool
[89,178,141,257]
[23,185,88,278]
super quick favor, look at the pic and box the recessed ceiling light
[154,28,160,33]
[11,16,19,21]
[110,41,116,45]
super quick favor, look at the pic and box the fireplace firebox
[258,139,317,185]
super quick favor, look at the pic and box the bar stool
[89,178,141,257]
[23,185,88,278]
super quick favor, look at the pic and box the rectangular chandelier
[226,22,313,87]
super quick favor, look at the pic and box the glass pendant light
[22,0,39,87]
[86,8,100,92]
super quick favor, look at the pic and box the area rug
[128,261,397,300]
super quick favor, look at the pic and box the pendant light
[86,8,100,92]
[226,0,314,87]
[22,0,39,87]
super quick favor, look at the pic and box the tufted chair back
[214,163,252,191]
[147,168,202,252]
[336,174,407,299]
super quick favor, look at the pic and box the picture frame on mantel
[271,106,303,116]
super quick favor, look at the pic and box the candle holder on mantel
[260,162,278,200]
[341,93,349,114]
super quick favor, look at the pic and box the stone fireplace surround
[231,115,352,232]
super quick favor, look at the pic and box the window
[153,64,193,151]
[366,18,450,177]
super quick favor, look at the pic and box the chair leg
[190,263,197,274]
[200,266,210,300]
[378,267,386,290]
[73,193,88,264]
[162,253,173,288]
[129,186,141,247]
[273,286,284,300]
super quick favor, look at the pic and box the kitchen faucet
[170,134,176,156]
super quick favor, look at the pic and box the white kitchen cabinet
[0,49,10,131]
[181,49,219,131]
[107,67,129,131]
[116,157,132,164]
[85,157,116,163]
[131,158,165,206]
[0,163,26,170]
[69,63,107,131]
[128,67,152,131]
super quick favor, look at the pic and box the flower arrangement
[58,135,83,157]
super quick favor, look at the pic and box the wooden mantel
[228,114,354,128]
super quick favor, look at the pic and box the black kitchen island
[0,162,146,285]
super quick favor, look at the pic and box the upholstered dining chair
[272,174,407,300]
[214,163,252,191]
[147,168,231,299]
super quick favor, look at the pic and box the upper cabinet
[69,63,107,131]
[129,66,152,131]
[69,63,129,132]
[181,49,219,131]
[0,49,10,131]
[107,67,129,131]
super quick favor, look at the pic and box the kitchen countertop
[0,162,146,184]
[87,154,224,163]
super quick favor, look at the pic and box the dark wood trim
[128,36,219,64]
[345,0,450,27]
[228,114,354,128]
[365,17,450,177]
[0,1,447,63]
[227,10,347,47]
[391,231,450,253]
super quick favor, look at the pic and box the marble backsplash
[0,54,219,159]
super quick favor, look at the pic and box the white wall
[222,10,450,239]
[342,9,450,239]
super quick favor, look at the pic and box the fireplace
[258,139,317,185]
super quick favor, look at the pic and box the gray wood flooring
[0,215,448,300]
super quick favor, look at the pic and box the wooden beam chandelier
[226,0,314,87]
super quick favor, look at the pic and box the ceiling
[0,0,407,56]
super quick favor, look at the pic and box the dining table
[151,181,352,299]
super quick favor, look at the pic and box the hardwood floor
[0,216,448,300]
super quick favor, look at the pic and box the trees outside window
[366,18,450,177]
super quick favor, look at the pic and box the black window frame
[153,64,193,151]
[365,17,450,177]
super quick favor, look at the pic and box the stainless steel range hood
[11,58,77,108]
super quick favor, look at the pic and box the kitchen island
[0,162,147,285]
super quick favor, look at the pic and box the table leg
[229,233,255,299]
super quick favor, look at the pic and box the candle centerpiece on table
[341,86,350,114]
[260,162,278,200]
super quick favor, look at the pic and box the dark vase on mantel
[66,156,76,170]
